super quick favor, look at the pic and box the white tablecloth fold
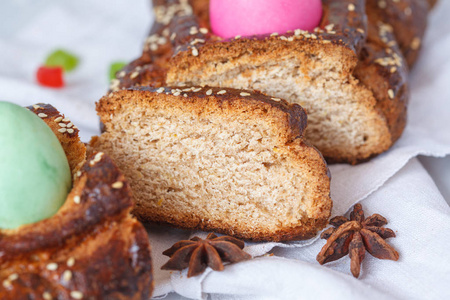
[1,1,449,299]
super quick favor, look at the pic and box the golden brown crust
[355,22,409,146]
[101,85,308,142]
[93,87,332,241]
[0,105,153,299]
[114,0,367,91]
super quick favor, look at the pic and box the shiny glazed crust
[107,0,427,164]
[92,87,332,241]
[111,0,368,91]
[0,104,153,300]
[365,0,431,68]
[354,22,409,149]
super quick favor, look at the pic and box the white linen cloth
[1,1,449,299]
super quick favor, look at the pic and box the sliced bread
[90,87,332,241]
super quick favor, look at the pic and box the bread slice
[90,87,332,241]
[112,0,417,164]
[0,104,153,300]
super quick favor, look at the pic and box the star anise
[316,204,399,278]
[161,233,252,277]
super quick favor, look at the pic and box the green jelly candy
[0,102,72,229]
[45,49,79,72]
[109,61,127,80]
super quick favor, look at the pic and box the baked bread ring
[109,0,421,164]
[0,104,153,300]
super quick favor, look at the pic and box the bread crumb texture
[92,89,332,241]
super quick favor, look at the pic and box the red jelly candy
[36,66,64,88]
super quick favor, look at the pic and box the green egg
[0,102,71,229]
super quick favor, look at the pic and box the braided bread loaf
[111,0,433,164]
[0,104,153,300]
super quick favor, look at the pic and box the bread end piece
[91,87,332,241]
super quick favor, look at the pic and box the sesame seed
[193,87,202,92]
[38,113,48,118]
[130,71,139,79]
[158,37,167,45]
[54,117,63,123]
[8,274,18,281]
[357,28,365,34]
[112,181,124,189]
[149,43,158,51]
[240,92,251,97]
[325,24,335,31]
[199,28,208,34]
[173,91,181,96]
[43,292,53,300]
[348,3,355,11]
[67,257,75,267]
[271,98,281,101]
[147,34,158,43]
[404,7,412,16]
[73,195,81,204]
[183,93,188,97]
[110,79,120,88]
[62,270,72,282]
[58,128,67,133]
[192,47,199,57]
[46,263,58,271]
[182,88,192,92]
[117,71,126,78]
[411,37,421,50]
[189,26,198,35]
[70,291,84,299]
[235,35,241,39]
[378,0,387,9]
[390,67,397,73]
[294,29,301,36]
[32,104,41,110]
[170,32,176,40]
[2,280,12,289]
[388,89,394,99]
[206,89,213,95]
[59,123,67,128]
[90,152,103,166]
[270,32,278,36]
[217,90,227,95]
[157,87,165,93]
[76,171,82,177]
[387,40,397,47]
[67,126,74,131]
[322,40,331,44]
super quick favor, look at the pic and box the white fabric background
[1,1,449,299]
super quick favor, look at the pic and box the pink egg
[210,0,323,39]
